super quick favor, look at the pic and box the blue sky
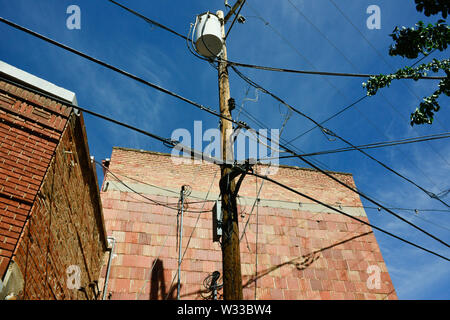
[0,0,449,299]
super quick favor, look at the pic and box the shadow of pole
[149,259,179,300]
[178,230,373,299]
[243,230,373,288]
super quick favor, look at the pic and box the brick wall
[99,147,397,300]
[0,80,108,299]
[0,79,70,279]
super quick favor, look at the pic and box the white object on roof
[0,60,78,106]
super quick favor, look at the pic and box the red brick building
[99,147,397,300]
[0,62,108,299]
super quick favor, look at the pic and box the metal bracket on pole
[213,199,223,242]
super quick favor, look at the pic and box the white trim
[0,60,78,105]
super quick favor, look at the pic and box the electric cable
[283,0,450,176]
[327,0,450,141]
[0,73,226,169]
[364,207,450,232]
[0,17,237,132]
[239,179,264,242]
[260,131,450,160]
[105,1,445,81]
[231,66,450,211]
[243,169,450,262]
[98,161,212,214]
[102,1,448,178]
[1,36,447,253]
[3,17,448,251]
[225,0,246,39]
[107,0,189,40]
[226,60,444,80]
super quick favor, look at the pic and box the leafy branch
[415,0,450,18]
[362,12,449,126]
[389,20,449,58]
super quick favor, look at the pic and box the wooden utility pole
[217,9,243,300]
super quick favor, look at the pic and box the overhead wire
[324,0,450,166]
[260,131,450,160]
[107,0,189,40]
[363,207,450,232]
[75,6,450,247]
[282,1,444,151]
[328,0,448,110]
[98,159,216,204]
[105,0,446,81]
[0,17,237,132]
[280,0,450,184]
[97,161,212,214]
[225,79,450,250]
[243,169,450,262]
[225,0,246,39]
[239,3,445,183]
[226,60,444,80]
[231,65,450,211]
[103,0,444,183]
[3,10,449,257]
[98,0,450,266]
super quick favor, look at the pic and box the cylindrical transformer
[194,12,223,58]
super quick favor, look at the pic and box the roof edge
[111,146,354,176]
[0,60,78,105]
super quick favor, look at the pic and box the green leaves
[415,0,450,18]
[363,1,449,126]
[389,20,449,59]
[363,59,449,126]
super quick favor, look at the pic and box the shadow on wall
[178,230,374,299]
[149,259,178,300]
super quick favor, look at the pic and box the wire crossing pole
[217,10,243,300]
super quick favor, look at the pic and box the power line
[286,46,434,144]
[97,161,211,214]
[225,0,246,39]
[337,204,450,213]
[264,131,450,160]
[97,159,217,204]
[107,0,189,40]
[3,18,448,250]
[327,0,450,133]
[231,66,450,211]
[229,67,450,247]
[226,61,444,80]
[2,60,450,272]
[102,0,450,268]
[284,4,443,144]
[0,73,226,169]
[104,0,448,179]
[102,0,449,182]
[0,17,237,131]
[0,15,325,178]
[0,74,175,145]
[7,66,448,252]
[283,0,450,185]
[5,11,449,255]
[363,207,450,232]
[438,188,450,198]
[243,169,450,262]
[105,0,444,82]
